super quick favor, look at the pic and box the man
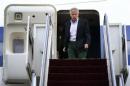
[63,7,91,59]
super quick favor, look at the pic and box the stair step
[48,73,108,80]
[48,59,109,86]
[48,80,109,86]
[49,59,107,66]
[49,65,107,73]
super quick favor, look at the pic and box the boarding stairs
[47,59,109,86]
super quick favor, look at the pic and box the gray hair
[70,7,79,14]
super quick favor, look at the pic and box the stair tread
[49,65,107,68]
[49,65,107,73]
[48,80,109,86]
[49,73,108,75]
[48,73,108,80]
[49,59,107,66]
[48,80,109,82]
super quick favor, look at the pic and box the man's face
[70,10,79,22]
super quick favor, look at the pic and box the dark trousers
[67,42,87,59]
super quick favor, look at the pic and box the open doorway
[57,10,100,59]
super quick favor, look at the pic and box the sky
[0,0,130,26]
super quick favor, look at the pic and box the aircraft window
[13,39,24,53]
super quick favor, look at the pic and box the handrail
[31,72,37,86]
[25,16,32,80]
[119,76,123,86]
[103,14,117,86]
[120,73,125,86]
[39,14,52,86]
[122,25,128,68]
[25,16,30,65]
[121,25,129,84]
[118,74,125,86]
[43,22,52,86]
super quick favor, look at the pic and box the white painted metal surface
[3,4,57,84]
[108,23,123,75]
[0,67,29,86]
[33,24,46,76]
